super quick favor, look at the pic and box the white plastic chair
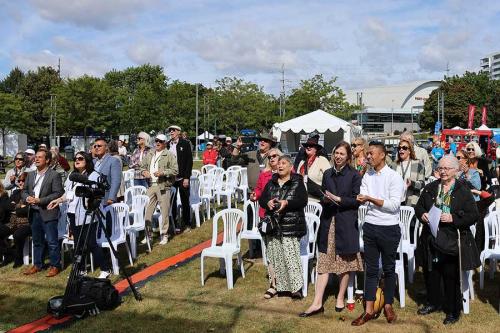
[191,170,201,178]
[126,195,150,259]
[358,205,368,252]
[201,164,216,174]
[301,213,320,297]
[215,170,239,209]
[395,231,406,308]
[227,165,242,173]
[240,200,267,266]
[200,209,245,289]
[123,170,135,190]
[236,167,249,203]
[208,167,225,194]
[479,211,500,289]
[97,203,134,275]
[399,206,418,283]
[198,174,215,219]
[189,177,203,228]
[124,185,147,208]
[304,201,323,217]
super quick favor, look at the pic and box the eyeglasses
[74,156,85,162]
[398,146,410,151]
[94,144,103,148]
[15,158,24,161]
[18,180,25,183]
[351,144,359,148]
[155,139,165,144]
[269,154,278,159]
[437,167,455,172]
[466,148,474,152]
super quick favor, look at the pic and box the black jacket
[318,165,361,255]
[259,173,308,238]
[415,180,480,271]
[167,138,193,180]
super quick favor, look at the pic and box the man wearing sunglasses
[24,148,36,172]
[141,134,178,244]
[166,125,193,232]
[93,138,122,206]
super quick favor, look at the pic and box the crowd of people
[0,128,498,327]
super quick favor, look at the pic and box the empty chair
[358,205,368,252]
[236,167,249,203]
[200,209,245,289]
[300,213,320,297]
[126,195,150,259]
[189,177,203,228]
[304,201,323,217]
[395,232,406,308]
[97,203,133,275]
[215,170,239,209]
[227,165,242,173]
[240,200,267,266]
[201,164,216,174]
[191,170,201,178]
[198,174,215,219]
[399,206,418,283]
[479,211,500,289]
[124,185,147,208]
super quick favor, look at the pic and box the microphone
[69,172,93,185]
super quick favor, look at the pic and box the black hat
[257,132,278,146]
[302,136,323,150]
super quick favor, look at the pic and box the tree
[0,67,25,94]
[421,71,500,130]
[285,74,356,120]
[0,92,28,156]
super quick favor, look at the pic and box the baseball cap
[25,149,35,155]
[155,134,168,142]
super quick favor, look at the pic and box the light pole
[195,84,199,160]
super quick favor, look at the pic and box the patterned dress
[265,235,303,293]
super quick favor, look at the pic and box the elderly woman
[48,152,111,278]
[3,152,26,191]
[252,148,284,219]
[465,141,491,189]
[456,149,481,201]
[297,136,331,202]
[300,141,363,317]
[395,138,425,206]
[129,131,151,188]
[414,155,480,325]
[351,137,368,176]
[259,155,308,299]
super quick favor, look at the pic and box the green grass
[1,208,499,333]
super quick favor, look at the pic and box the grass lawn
[1,207,499,333]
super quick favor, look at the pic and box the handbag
[258,214,280,236]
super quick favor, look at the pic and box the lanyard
[400,160,411,180]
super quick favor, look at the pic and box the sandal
[264,287,278,299]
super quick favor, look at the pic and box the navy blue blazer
[94,154,122,203]
[318,165,361,255]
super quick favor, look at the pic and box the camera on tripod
[70,173,110,208]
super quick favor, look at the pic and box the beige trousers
[145,185,171,235]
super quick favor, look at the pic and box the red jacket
[254,170,273,218]
[202,149,218,165]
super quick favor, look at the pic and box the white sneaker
[98,270,111,279]
[140,237,148,245]
[159,235,169,245]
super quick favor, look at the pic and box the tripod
[60,199,142,311]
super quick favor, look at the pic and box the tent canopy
[197,131,214,140]
[272,109,361,153]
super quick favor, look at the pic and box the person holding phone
[300,141,363,317]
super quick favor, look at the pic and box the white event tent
[271,109,362,154]
[197,131,214,141]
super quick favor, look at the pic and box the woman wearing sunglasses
[464,141,491,190]
[456,149,481,201]
[351,138,368,176]
[48,152,111,278]
[2,152,26,191]
[395,139,425,206]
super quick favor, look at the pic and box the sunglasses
[155,139,165,143]
[466,148,474,152]
[74,156,85,162]
[15,157,24,161]
[269,154,278,159]
[398,146,409,151]
[169,129,177,132]
[351,144,359,148]
[94,144,103,148]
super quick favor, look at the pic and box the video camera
[69,173,110,208]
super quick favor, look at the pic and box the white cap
[225,137,232,142]
[168,125,181,131]
[155,134,168,142]
[25,149,35,155]
[207,141,213,146]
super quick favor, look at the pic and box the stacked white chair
[123,170,135,191]
[198,174,215,219]
[201,164,216,174]
[200,209,245,290]
[124,185,147,208]
[395,229,406,308]
[189,176,203,228]
[479,210,500,289]
[208,167,225,194]
[399,206,418,283]
[305,201,323,217]
[240,200,267,266]
[236,167,249,203]
[191,170,201,178]
[227,165,242,173]
[97,203,133,275]
[126,194,150,259]
[300,213,320,297]
[215,170,239,209]
[358,205,368,252]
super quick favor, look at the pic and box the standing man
[93,138,122,206]
[352,142,405,326]
[167,125,193,232]
[24,149,36,172]
[140,134,178,245]
[231,132,277,190]
[23,150,64,277]
[400,131,432,179]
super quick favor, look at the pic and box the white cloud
[127,39,167,65]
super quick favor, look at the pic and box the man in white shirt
[352,141,405,326]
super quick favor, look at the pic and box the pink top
[253,170,273,218]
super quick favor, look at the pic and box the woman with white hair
[465,141,491,189]
[414,155,480,325]
[129,131,151,187]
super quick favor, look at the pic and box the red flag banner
[467,104,476,129]
[481,105,487,125]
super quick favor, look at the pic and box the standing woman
[414,155,480,324]
[48,152,111,278]
[351,138,368,176]
[297,136,331,202]
[300,141,363,317]
[129,132,151,188]
[395,139,425,206]
[465,141,491,189]
[456,149,481,200]
[259,156,308,299]
[3,152,26,191]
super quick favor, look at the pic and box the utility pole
[195,84,199,160]
[279,64,286,118]
[49,94,57,147]
[441,90,445,130]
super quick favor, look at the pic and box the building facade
[480,51,500,80]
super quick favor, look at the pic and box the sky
[1,0,499,95]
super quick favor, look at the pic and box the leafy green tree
[286,74,355,120]
[0,67,25,94]
[0,92,28,156]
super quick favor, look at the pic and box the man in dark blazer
[23,150,64,277]
[93,138,122,205]
[167,125,193,231]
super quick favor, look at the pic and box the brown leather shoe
[23,265,42,275]
[384,304,397,323]
[351,312,377,326]
[46,266,60,277]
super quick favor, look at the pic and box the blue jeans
[31,210,61,269]
[134,178,149,188]
[362,223,401,305]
